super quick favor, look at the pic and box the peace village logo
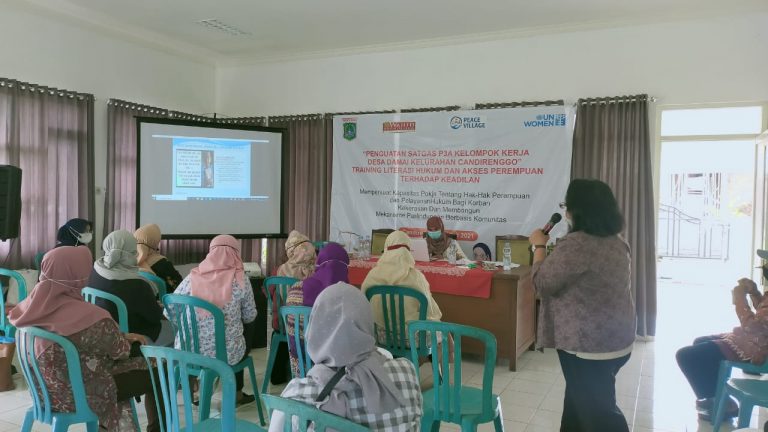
[342,117,357,141]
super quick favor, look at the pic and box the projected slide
[137,119,285,236]
[167,137,262,200]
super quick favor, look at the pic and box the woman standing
[529,178,635,432]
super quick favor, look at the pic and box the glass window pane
[661,106,763,136]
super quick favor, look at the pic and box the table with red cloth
[348,259,535,370]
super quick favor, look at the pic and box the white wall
[216,13,768,115]
[0,3,216,251]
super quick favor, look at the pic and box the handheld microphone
[542,213,562,235]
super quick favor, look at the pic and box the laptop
[410,238,430,262]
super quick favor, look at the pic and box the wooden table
[431,266,535,371]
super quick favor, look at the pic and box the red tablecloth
[347,258,496,299]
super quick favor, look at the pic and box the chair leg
[198,370,215,421]
[51,418,70,432]
[247,362,266,426]
[736,402,753,429]
[420,415,440,432]
[130,399,141,431]
[494,403,504,431]
[85,420,99,432]
[712,392,728,432]
[262,334,281,394]
[460,418,478,432]
[20,409,33,432]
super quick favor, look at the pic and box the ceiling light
[196,19,251,36]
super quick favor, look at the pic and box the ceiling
[18,0,768,64]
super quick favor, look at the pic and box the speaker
[0,166,22,241]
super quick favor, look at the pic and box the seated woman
[89,230,174,347]
[9,246,163,431]
[134,223,183,293]
[273,230,316,331]
[171,235,257,405]
[472,242,492,261]
[268,282,422,431]
[676,276,768,421]
[55,218,93,247]
[361,231,443,344]
[285,242,349,377]
[425,216,467,261]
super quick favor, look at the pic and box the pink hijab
[9,246,112,355]
[189,235,244,308]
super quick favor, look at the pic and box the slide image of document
[172,138,251,199]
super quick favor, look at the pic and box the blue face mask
[427,230,442,240]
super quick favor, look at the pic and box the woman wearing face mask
[424,216,467,261]
[529,178,635,432]
[676,258,768,423]
[134,224,183,293]
[55,218,93,247]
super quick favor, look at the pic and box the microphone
[542,213,562,235]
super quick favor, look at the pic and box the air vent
[196,19,251,36]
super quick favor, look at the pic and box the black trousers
[114,368,165,432]
[235,320,257,392]
[557,350,630,432]
[675,335,727,399]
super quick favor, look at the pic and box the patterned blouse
[171,275,257,365]
[269,356,423,432]
[36,319,146,430]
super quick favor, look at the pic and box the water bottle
[447,243,457,265]
[362,236,371,260]
[503,241,512,270]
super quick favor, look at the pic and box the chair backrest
[280,305,313,378]
[1,268,29,338]
[33,252,46,271]
[81,287,129,333]
[364,285,428,358]
[312,241,329,253]
[408,320,497,424]
[262,394,370,432]
[495,235,531,265]
[138,271,167,299]
[163,294,227,361]
[141,345,239,432]
[370,229,395,256]
[264,276,298,334]
[16,326,97,425]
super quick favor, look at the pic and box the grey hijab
[93,230,142,281]
[305,282,406,417]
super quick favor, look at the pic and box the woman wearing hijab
[472,242,493,261]
[285,242,349,377]
[425,216,467,261]
[9,246,164,431]
[171,234,257,404]
[268,282,422,431]
[134,223,183,293]
[55,218,93,247]
[277,230,316,280]
[89,230,174,347]
[362,230,443,338]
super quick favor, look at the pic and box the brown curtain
[571,94,657,337]
[263,114,332,275]
[0,78,94,268]
[105,99,265,264]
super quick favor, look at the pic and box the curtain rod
[576,94,656,106]
[476,100,564,109]
[1,78,93,101]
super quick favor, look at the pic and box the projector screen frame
[135,116,288,240]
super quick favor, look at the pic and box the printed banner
[330,107,573,260]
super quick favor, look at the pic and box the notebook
[410,238,430,262]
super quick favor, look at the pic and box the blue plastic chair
[364,285,429,360]
[140,345,266,432]
[16,326,99,432]
[262,394,370,432]
[33,252,46,271]
[279,305,313,378]
[138,270,167,299]
[81,287,141,430]
[0,268,29,339]
[711,358,768,428]
[262,276,298,393]
[713,377,768,431]
[163,293,266,425]
[409,320,503,432]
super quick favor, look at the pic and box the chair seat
[422,387,501,423]
[728,378,768,403]
[184,418,266,431]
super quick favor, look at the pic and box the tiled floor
[0,340,764,432]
